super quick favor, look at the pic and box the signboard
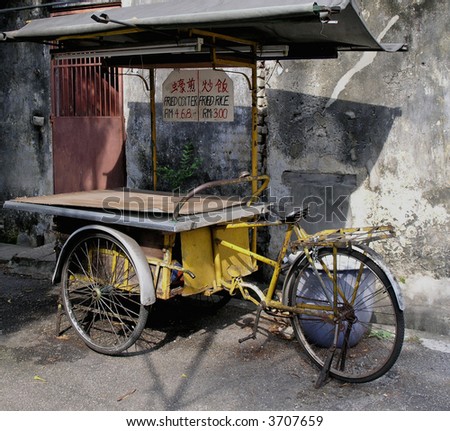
[162,70,234,122]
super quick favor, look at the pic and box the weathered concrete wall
[122,69,153,190]
[0,2,53,245]
[265,0,449,334]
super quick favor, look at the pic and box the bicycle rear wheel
[61,232,149,355]
[283,247,404,384]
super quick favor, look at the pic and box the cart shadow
[134,297,295,410]
[123,296,259,357]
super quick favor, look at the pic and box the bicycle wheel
[283,247,404,383]
[61,232,149,355]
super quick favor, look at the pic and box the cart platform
[3,189,267,232]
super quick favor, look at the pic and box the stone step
[0,242,55,279]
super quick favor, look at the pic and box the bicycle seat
[268,206,308,223]
[281,207,309,223]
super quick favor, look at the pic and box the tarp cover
[1,0,405,61]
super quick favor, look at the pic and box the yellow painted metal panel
[213,226,257,281]
[180,227,216,291]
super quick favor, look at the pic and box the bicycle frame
[215,220,316,316]
[215,219,397,319]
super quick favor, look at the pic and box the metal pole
[251,60,258,188]
[251,56,258,254]
[150,68,157,191]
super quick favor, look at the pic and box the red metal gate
[51,57,125,194]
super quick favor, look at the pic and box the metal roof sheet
[1,0,405,62]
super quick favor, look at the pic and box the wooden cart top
[11,189,243,215]
[4,189,266,232]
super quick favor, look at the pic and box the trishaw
[5,173,404,387]
[1,1,404,386]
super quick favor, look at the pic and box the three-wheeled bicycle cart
[5,173,404,387]
[2,0,406,387]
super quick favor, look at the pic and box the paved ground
[0,269,449,411]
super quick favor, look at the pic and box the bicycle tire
[283,247,404,384]
[61,232,149,355]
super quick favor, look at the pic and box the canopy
[1,0,405,64]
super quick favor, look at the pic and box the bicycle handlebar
[172,173,270,220]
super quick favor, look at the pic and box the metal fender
[52,225,155,306]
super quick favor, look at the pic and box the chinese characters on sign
[162,70,234,122]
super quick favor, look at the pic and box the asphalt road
[0,270,449,411]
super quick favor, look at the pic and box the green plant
[158,142,202,191]
[368,329,394,340]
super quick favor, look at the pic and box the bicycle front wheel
[283,247,404,384]
[61,232,149,355]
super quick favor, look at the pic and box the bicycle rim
[284,247,404,383]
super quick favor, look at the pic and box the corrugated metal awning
[1,0,406,63]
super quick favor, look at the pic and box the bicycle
[175,173,405,387]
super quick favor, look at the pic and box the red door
[51,57,125,194]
